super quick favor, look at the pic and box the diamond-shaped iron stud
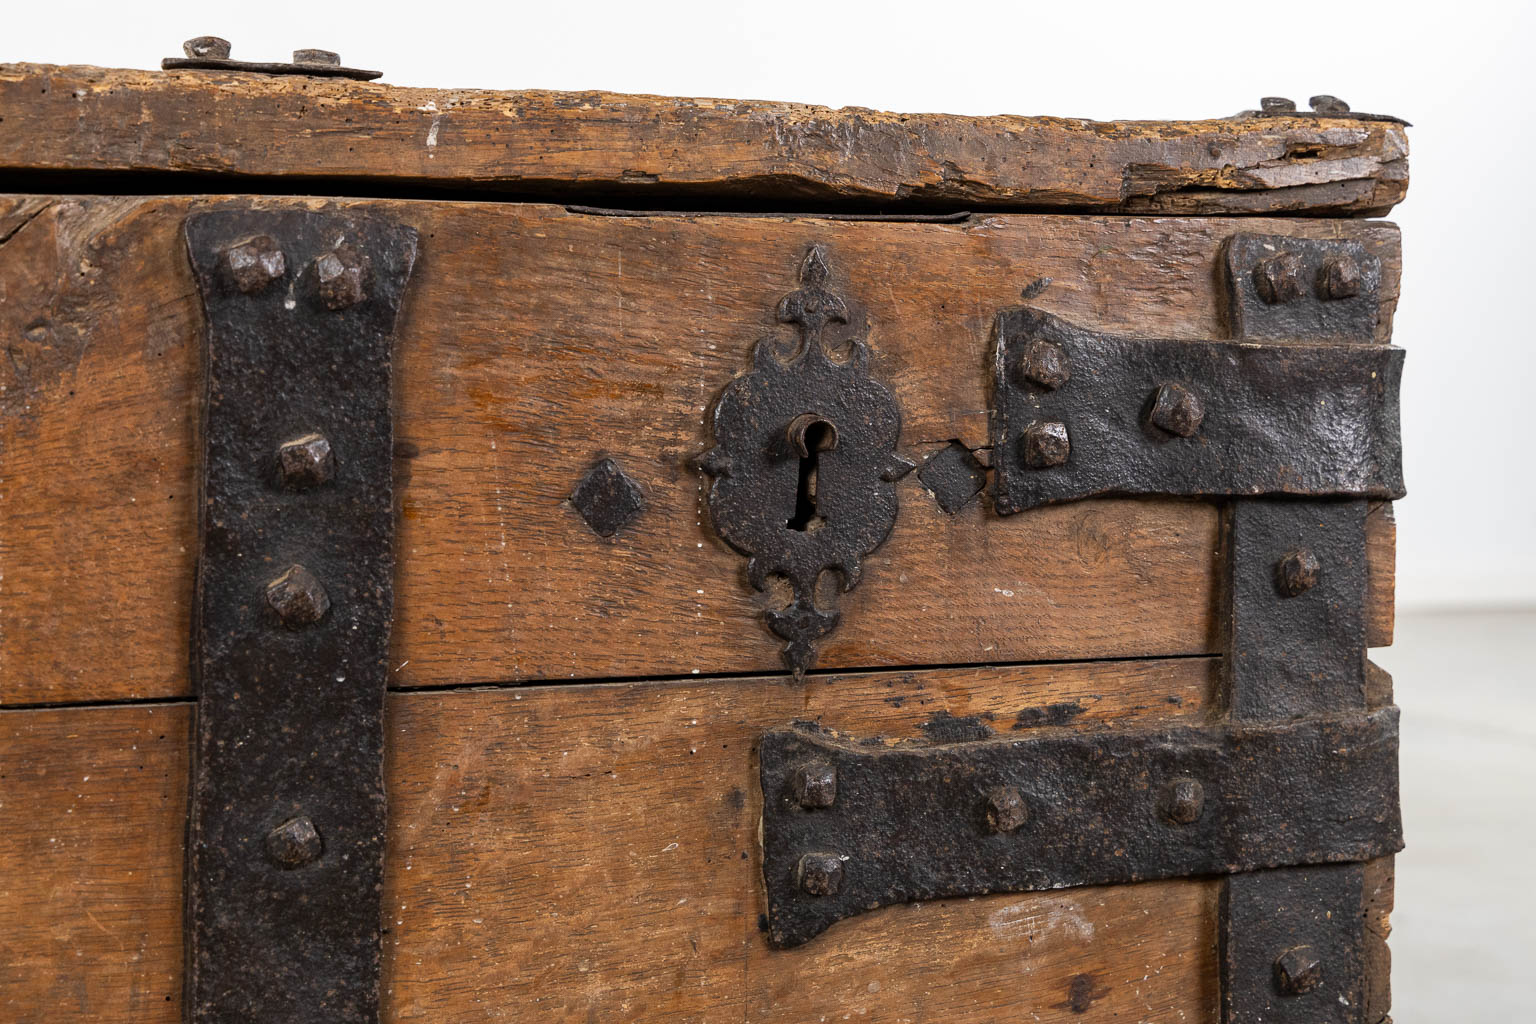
[571,457,646,538]
[918,441,988,514]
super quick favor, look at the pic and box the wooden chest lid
[0,62,1408,215]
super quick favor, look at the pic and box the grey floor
[1374,609,1535,1021]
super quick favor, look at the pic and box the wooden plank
[1366,502,1396,648]
[0,703,189,1023]
[2,658,1223,1023]
[0,64,1407,216]
[0,199,1402,705]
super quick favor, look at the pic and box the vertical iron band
[185,208,417,1023]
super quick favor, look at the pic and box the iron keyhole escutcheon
[698,246,913,677]
[786,414,840,533]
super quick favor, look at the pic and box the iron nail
[1020,420,1070,469]
[1309,95,1351,115]
[1317,254,1363,300]
[1274,548,1322,597]
[797,852,845,896]
[1016,338,1072,390]
[1148,382,1204,437]
[1260,96,1296,113]
[984,785,1029,833]
[265,815,324,868]
[265,564,331,628]
[313,244,370,310]
[1273,945,1324,996]
[182,36,232,60]
[293,48,342,66]
[276,432,336,489]
[219,235,286,294]
[1160,778,1205,825]
[1253,252,1304,305]
[791,762,838,809]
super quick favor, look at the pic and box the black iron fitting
[184,207,417,1024]
[758,709,1401,948]
[164,36,382,80]
[699,246,913,677]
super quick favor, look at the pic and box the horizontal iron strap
[759,709,1401,948]
[991,307,1404,513]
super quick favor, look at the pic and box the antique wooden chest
[0,48,1408,1024]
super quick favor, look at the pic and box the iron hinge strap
[758,707,1400,949]
[184,207,417,1024]
[991,234,1403,514]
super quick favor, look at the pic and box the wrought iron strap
[184,208,417,1023]
[1228,499,1369,720]
[1222,865,1370,1023]
[759,710,1401,948]
[991,306,1404,514]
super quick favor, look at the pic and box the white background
[12,0,1534,609]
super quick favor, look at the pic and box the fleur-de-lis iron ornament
[699,246,914,676]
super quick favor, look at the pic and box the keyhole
[785,416,837,533]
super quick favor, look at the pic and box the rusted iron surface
[916,441,987,514]
[1221,865,1369,1023]
[185,207,417,1023]
[758,709,1401,948]
[1224,234,1384,342]
[163,36,382,80]
[1227,500,1369,720]
[1246,94,1410,125]
[991,307,1404,513]
[570,457,646,538]
[699,246,913,676]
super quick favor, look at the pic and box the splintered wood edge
[0,63,1407,215]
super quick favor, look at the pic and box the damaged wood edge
[0,63,1408,216]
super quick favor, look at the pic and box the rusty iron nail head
[1016,338,1072,390]
[1160,778,1205,825]
[1273,945,1324,996]
[797,852,845,896]
[1253,252,1305,305]
[1274,548,1322,597]
[220,235,286,294]
[313,245,370,310]
[293,48,342,66]
[276,432,336,489]
[984,785,1029,833]
[1309,95,1351,115]
[1317,254,1363,301]
[265,564,331,627]
[792,762,838,809]
[1260,96,1297,113]
[265,815,324,869]
[1148,382,1204,438]
[183,36,232,60]
[1020,420,1070,469]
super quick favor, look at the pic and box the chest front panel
[0,65,1407,1024]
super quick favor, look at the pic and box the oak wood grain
[2,658,1225,1023]
[0,64,1409,216]
[0,198,1402,705]
[0,703,189,1023]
